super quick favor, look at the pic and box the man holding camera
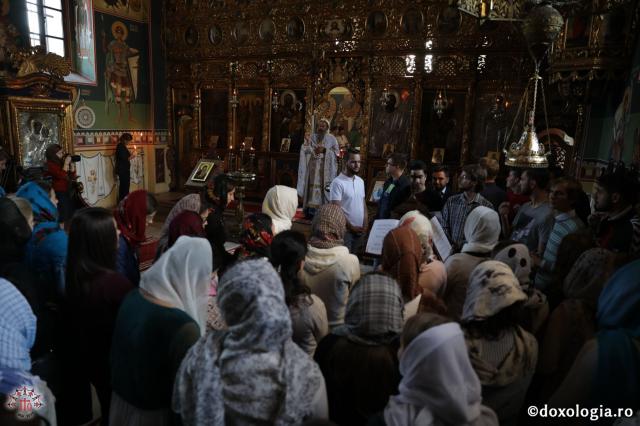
[45,144,78,223]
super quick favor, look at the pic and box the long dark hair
[269,230,310,307]
[66,207,118,299]
[0,198,32,261]
[206,173,234,213]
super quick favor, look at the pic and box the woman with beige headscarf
[444,206,500,320]
[462,261,538,426]
[262,185,299,235]
[299,204,360,328]
[398,211,447,312]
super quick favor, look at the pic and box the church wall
[584,25,640,166]
[5,0,169,207]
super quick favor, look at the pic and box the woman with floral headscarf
[174,258,328,425]
[493,242,549,334]
[16,181,68,299]
[235,213,274,259]
[549,259,640,416]
[539,248,613,401]
[110,236,212,425]
[461,261,538,426]
[114,190,158,286]
[300,204,360,328]
[156,191,212,257]
[315,272,404,425]
[444,206,500,320]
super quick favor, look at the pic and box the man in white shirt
[330,149,367,254]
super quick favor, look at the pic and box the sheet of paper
[430,216,452,261]
[365,219,400,255]
[224,241,241,254]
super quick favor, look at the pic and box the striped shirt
[442,192,494,247]
[535,210,583,290]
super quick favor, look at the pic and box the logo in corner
[5,386,44,420]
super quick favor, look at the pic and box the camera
[65,154,82,162]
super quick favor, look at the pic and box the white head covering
[262,185,298,235]
[462,206,500,254]
[399,210,434,259]
[384,322,499,426]
[140,236,212,332]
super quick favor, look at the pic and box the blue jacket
[16,182,68,297]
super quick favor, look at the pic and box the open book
[365,219,399,255]
[430,216,452,261]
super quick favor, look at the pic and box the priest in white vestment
[297,118,339,213]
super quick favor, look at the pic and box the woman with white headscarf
[379,313,498,426]
[462,261,538,426]
[173,258,328,425]
[443,206,500,320]
[109,236,212,426]
[262,185,299,235]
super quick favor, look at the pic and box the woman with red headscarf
[115,190,158,286]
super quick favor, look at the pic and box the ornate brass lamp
[504,1,564,168]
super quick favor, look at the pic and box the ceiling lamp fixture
[504,1,563,168]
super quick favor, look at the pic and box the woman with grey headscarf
[314,273,404,425]
[173,258,328,425]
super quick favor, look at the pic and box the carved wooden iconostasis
[163,0,640,196]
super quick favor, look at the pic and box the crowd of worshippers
[2,151,640,426]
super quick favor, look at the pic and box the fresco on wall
[79,13,151,130]
[94,0,149,22]
[369,88,413,157]
[72,0,96,82]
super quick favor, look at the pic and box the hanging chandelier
[433,88,449,118]
[503,1,563,168]
[229,61,239,109]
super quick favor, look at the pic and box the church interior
[1,0,640,425]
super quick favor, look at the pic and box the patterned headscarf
[333,273,404,346]
[158,193,201,253]
[239,213,274,259]
[563,248,613,305]
[173,258,324,425]
[309,203,346,249]
[0,278,36,371]
[399,210,434,261]
[168,211,205,248]
[381,226,423,301]
[493,243,532,290]
[262,185,298,235]
[461,261,527,322]
[114,190,148,246]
